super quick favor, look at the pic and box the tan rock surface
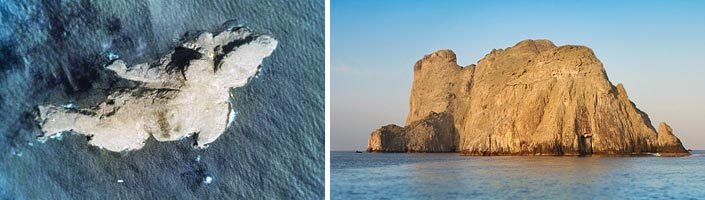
[656,122,689,156]
[368,39,689,156]
[36,27,277,152]
[367,111,458,152]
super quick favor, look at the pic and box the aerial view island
[37,27,277,152]
[0,0,323,199]
[366,39,689,156]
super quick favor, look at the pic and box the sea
[0,0,323,199]
[332,151,705,199]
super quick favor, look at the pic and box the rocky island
[36,27,277,152]
[367,40,689,156]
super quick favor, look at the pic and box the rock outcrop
[367,39,689,156]
[367,111,458,152]
[36,27,277,152]
[656,122,690,156]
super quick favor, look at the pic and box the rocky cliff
[367,39,689,156]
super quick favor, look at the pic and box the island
[36,27,278,152]
[367,40,689,156]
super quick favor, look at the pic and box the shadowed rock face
[36,27,278,152]
[368,39,689,156]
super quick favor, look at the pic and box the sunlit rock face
[656,122,689,156]
[36,27,277,152]
[367,111,458,152]
[368,39,689,156]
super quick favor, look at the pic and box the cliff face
[368,39,690,156]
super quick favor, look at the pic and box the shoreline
[360,151,692,157]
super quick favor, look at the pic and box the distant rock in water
[36,27,278,152]
[367,39,689,156]
[656,122,689,156]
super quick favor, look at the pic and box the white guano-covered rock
[37,27,278,152]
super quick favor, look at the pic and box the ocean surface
[332,151,705,199]
[0,0,323,199]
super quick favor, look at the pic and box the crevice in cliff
[167,47,203,79]
[214,35,256,72]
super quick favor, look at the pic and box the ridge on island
[367,39,689,156]
[36,27,278,152]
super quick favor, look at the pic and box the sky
[331,0,705,151]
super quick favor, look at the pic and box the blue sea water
[0,0,323,199]
[332,151,705,199]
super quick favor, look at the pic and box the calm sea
[332,151,705,199]
[0,0,323,199]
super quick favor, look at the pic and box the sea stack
[367,39,689,156]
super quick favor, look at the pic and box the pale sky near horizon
[331,0,705,151]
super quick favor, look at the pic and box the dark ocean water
[332,151,705,199]
[0,0,323,199]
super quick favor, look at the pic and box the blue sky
[332,0,705,150]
